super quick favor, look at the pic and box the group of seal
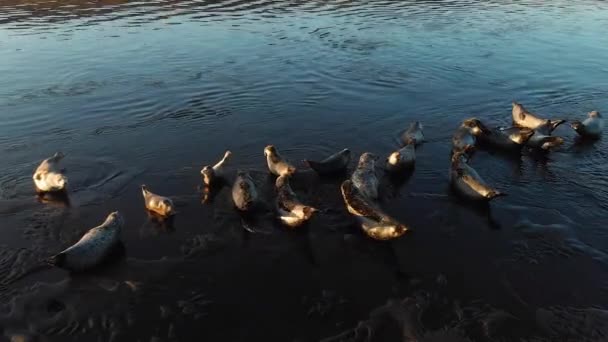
[30,102,602,272]
[449,102,603,201]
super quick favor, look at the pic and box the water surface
[1,0,608,341]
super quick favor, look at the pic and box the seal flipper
[570,120,583,133]
[550,119,566,131]
[47,252,67,268]
[488,190,507,200]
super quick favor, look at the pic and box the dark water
[1,0,608,341]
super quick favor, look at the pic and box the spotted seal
[386,143,415,172]
[141,185,175,217]
[33,152,68,193]
[275,175,317,227]
[49,211,124,272]
[512,102,565,132]
[571,111,603,138]
[264,145,296,177]
[351,152,379,200]
[450,151,506,201]
[304,148,351,176]
[400,121,424,146]
[201,150,232,186]
[232,170,258,211]
[340,180,409,240]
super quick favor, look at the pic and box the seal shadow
[281,221,319,267]
[381,167,415,200]
[36,190,71,207]
[571,135,601,153]
[145,212,176,233]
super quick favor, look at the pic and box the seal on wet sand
[141,185,175,217]
[48,211,124,272]
[449,151,506,201]
[33,152,68,193]
[275,175,317,227]
[400,121,424,146]
[264,145,296,177]
[512,102,565,132]
[351,152,379,200]
[571,111,603,138]
[304,148,351,176]
[386,143,415,172]
[340,180,409,240]
[232,170,258,212]
[201,150,232,186]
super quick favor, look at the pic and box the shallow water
[1,0,608,341]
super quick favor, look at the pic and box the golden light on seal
[141,185,175,217]
[275,174,317,228]
[512,101,565,132]
[33,152,68,193]
[201,150,232,186]
[264,145,296,177]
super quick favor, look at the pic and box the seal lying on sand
[449,151,506,201]
[571,111,603,138]
[304,148,351,176]
[33,152,68,193]
[264,145,296,177]
[386,143,415,172]
[275,175,317,227]
[49,211,124,272]
[512,102,565,132]
[141,185,175,217]
[400,121,424,146]
[232,170,258,212]
[351,153,379,200]
[341,180,409,240]
[201,150,232,186]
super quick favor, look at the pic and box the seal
[340,180,409,240]
[201,150,232,186]
[141,185,175,217]
[232,170,258,211]
[33,152,68,193]
[275,175,317,227]
[452,118,489,155]
[264,145,296,177]
[48,211,124,272]
[501,125,564,151]
[351,152,379,200]
[470,120,536,151]
[449,151,506,201]
[571,111,603,138]
[386,143,415,172]
[304,148,351,176]
[400,121,424,146]
[512,102,565,132]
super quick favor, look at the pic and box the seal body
[50,211,124,272]
[351,153,379,200]
[512,102,565,132]
[478,126,535,151]
[141,185,175,217]
[305,148,351,175]
[501,125,564,151]
[450,152,506,201]
[232,170,258,211]
[33,152,68,193]
[341,180,408,240]
[571,111,603,138]
[386,143,415,172]
[264,145,296,177]
[275,175,317,227]
[400,121,424,146]
[201,150,232,186]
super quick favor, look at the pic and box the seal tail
[550,119,566,131]
[488,190,507,200]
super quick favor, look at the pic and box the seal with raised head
[264,145,296,177]
[304,148,351,176]
[452,118,489,155]
[49,211,124,272]
[501,124,564,151]
[275,175,317,227]
[351,152,379,200]
[512,102,565,132]
[341,180,409,240]
[141,185,175,217]
[386,143,415,172]
[400,121,424,146]
[201,150,232,186]
[33,152,68,193]
[472,121,536,151]
[449,152,506,201]
[232,170,258,212]
[571,111,603,138]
